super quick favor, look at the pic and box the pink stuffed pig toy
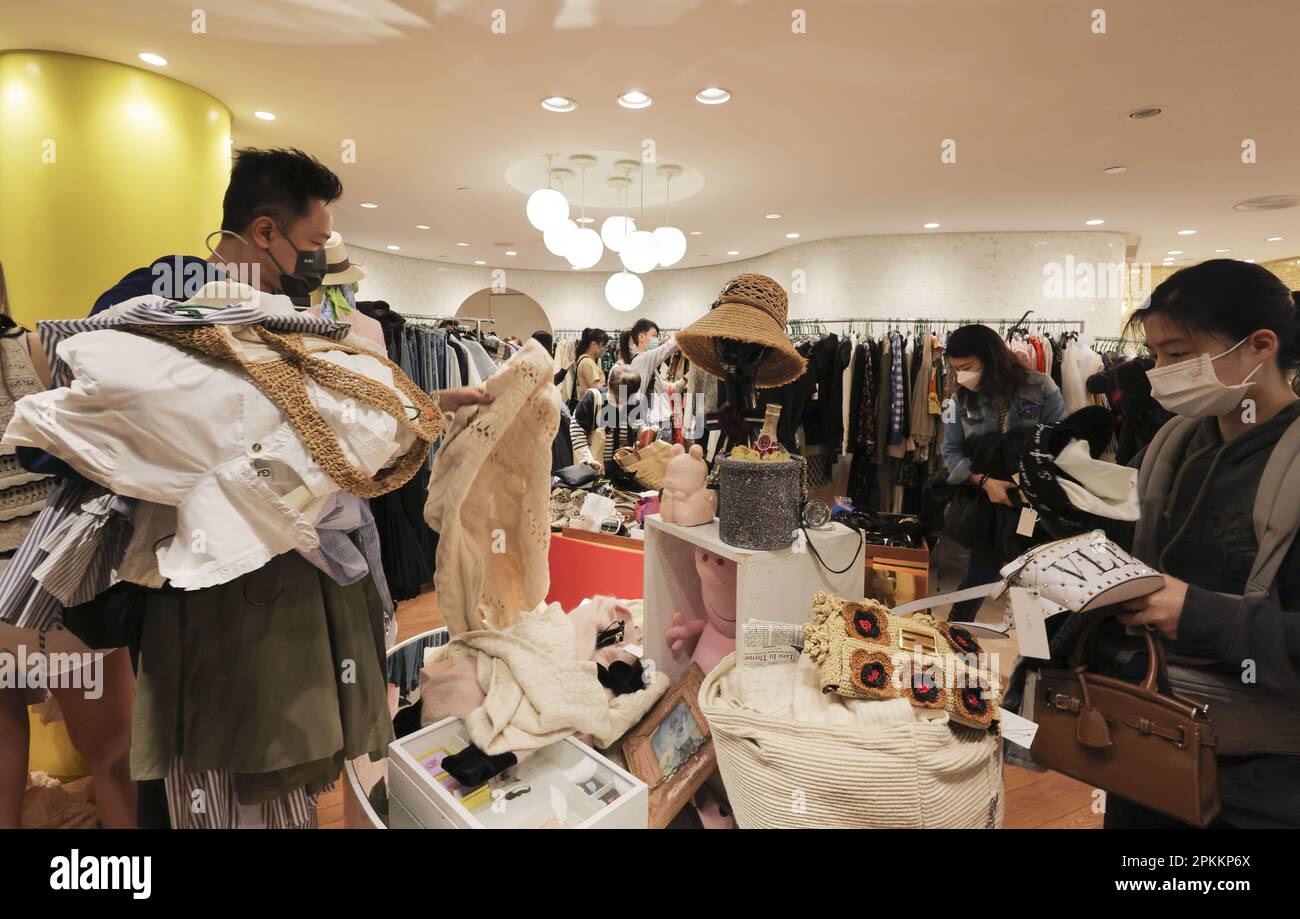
[659,444,717,527]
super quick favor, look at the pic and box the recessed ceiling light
[785,233,800,239]
[360,202,379,208]
[474,260,487,265]
[1085,219,1105,226]
[727,250,739,256]
[689,231,703,236]
[505,250,517,256]
[765,214,781,220]
[1103,165,1128,175]
[1177,229,1197,235]
[138,52,168,67]
[923,223,940,229]
[617,90,652,109]
[254,111,276,121]
[415,224,430,230]
[696,87,731,105]
[575,217,595,224]
[386,245,400,251]
[1215,248,1231,253]
[1244,259,1256,263]
[1127,106,1163,120]
[1233,195,1300,212]
[1267,236,1284,242]
[541,96,576,113]
[1168,250,1183,255]
[456,242,469,247]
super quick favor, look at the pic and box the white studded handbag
[996,529,1164,614]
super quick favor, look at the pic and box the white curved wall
[350,231,1128,335]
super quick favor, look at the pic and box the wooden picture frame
[622,663,716,829]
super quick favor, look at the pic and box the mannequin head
[714,337,771,377]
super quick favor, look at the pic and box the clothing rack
[787,316,1085,337]
[398,313,497,337]
[1092,335,1147,352]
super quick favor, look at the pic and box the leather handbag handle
[1067,613,1164,697]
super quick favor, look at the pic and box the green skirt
[131,550,394,804]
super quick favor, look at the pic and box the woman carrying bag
[573,327,609,401]
[939,324,1066,621]
[1108,259,1300,828]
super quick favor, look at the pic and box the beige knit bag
[700,654,1005,829]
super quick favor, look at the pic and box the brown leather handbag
[1031,616,1220,827]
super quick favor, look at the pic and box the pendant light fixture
[526,154,570,232]
[620,161,661,274]
[541,167,576,255]
[606,270,644,312]
[653,164,687,267]
[601,166,637,253]
[564,155,604,269]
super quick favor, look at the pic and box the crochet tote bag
[699,654,1004,829]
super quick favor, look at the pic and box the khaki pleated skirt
[131,550,393,804]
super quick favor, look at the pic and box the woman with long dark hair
[1106,259,1300,828]
[574,327,609,394]
[939,323,1065,621]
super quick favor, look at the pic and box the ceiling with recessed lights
[3,0,1298,272]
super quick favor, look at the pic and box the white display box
[643,514,864,682]
[388,717,648,829]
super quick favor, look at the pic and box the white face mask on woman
[1145,336,1265,418]
[956,369,982,391]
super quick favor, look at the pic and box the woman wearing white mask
[940,324,1066,621]
[1104,259,1300,828]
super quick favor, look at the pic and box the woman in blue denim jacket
[940,324,1066,620]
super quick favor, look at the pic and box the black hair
[617,329,635,365]
[630,318,659,343]
[221,147,344,233]
[608,364,642,402]
[945,323,1028,400]
[1125,259,1300,372]
[576,327,609,358]
[531,330,554,355]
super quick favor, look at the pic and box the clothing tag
[1021,671,1038,724]
[624,643,644,659]
[791,529,807,554]
[999,707,1040,749]
[705,429,722,463]
[1016,506,1039,537]
[1009,587,1051,659]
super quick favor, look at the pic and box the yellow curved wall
[0,51,231,325]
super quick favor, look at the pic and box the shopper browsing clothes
[0,260,137,829]
[570,364,645,476]
[940,323,1066,622]
[626,318,679,439]
[1107,259,1300,828]
[2,148,491,830]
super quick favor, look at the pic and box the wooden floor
[317,588,1101,830]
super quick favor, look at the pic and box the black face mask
[265,225,327,298]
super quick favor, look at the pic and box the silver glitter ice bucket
[717,457,801,550]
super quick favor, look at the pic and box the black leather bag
[555,463,600,490]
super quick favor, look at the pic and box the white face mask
[1145,336,1264,418]
[957,369,982,391]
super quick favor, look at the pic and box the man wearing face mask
[1100,259,1300,828]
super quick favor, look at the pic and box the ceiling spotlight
[576,217,595,224]
[617,90,653,109]
[923,223,940,229]
[1267,236,1284,242]
[1127,107,1163,120]
[360,202,379,209]
[541,96,576,113]
[696,87,731,105]
[1103,165,1128,175]
[727,250,740,256]
[138,52,168,67]
[505,250,517,256]
[386,245,400,251]
[254,111,276,121]
[1215,248,1231,253]
[1178,229,1197,235]
[1085,219,1105,226]
[474,260,487,265]
[1244,259,1256,263]
[785,233,801,239]
[689,231,703,236]
[765,213,781,220]
[1168,250,1183,255]
[415,224,430,230]
[456,242,470,247]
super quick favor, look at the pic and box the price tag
[1010,587,1052,659]
[999,707,1040,749]
[1016,506,1039,537]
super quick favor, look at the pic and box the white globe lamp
[605,271,644,312]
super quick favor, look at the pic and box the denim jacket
[940,371,1065,484]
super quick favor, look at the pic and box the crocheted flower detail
[910,664,944,708]
[960,686,988,717]
[842,601,889,640]
[849,649,894,699]
[940,623,982,655]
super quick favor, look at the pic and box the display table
[546,527,644,610]
[642,514,865,682]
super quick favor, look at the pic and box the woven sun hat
[322,231,366,285]
[676,273,806,388]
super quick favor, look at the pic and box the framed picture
[622,663,716,829]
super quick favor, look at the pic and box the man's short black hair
[630,318,659,340]
[221,147,343,232]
